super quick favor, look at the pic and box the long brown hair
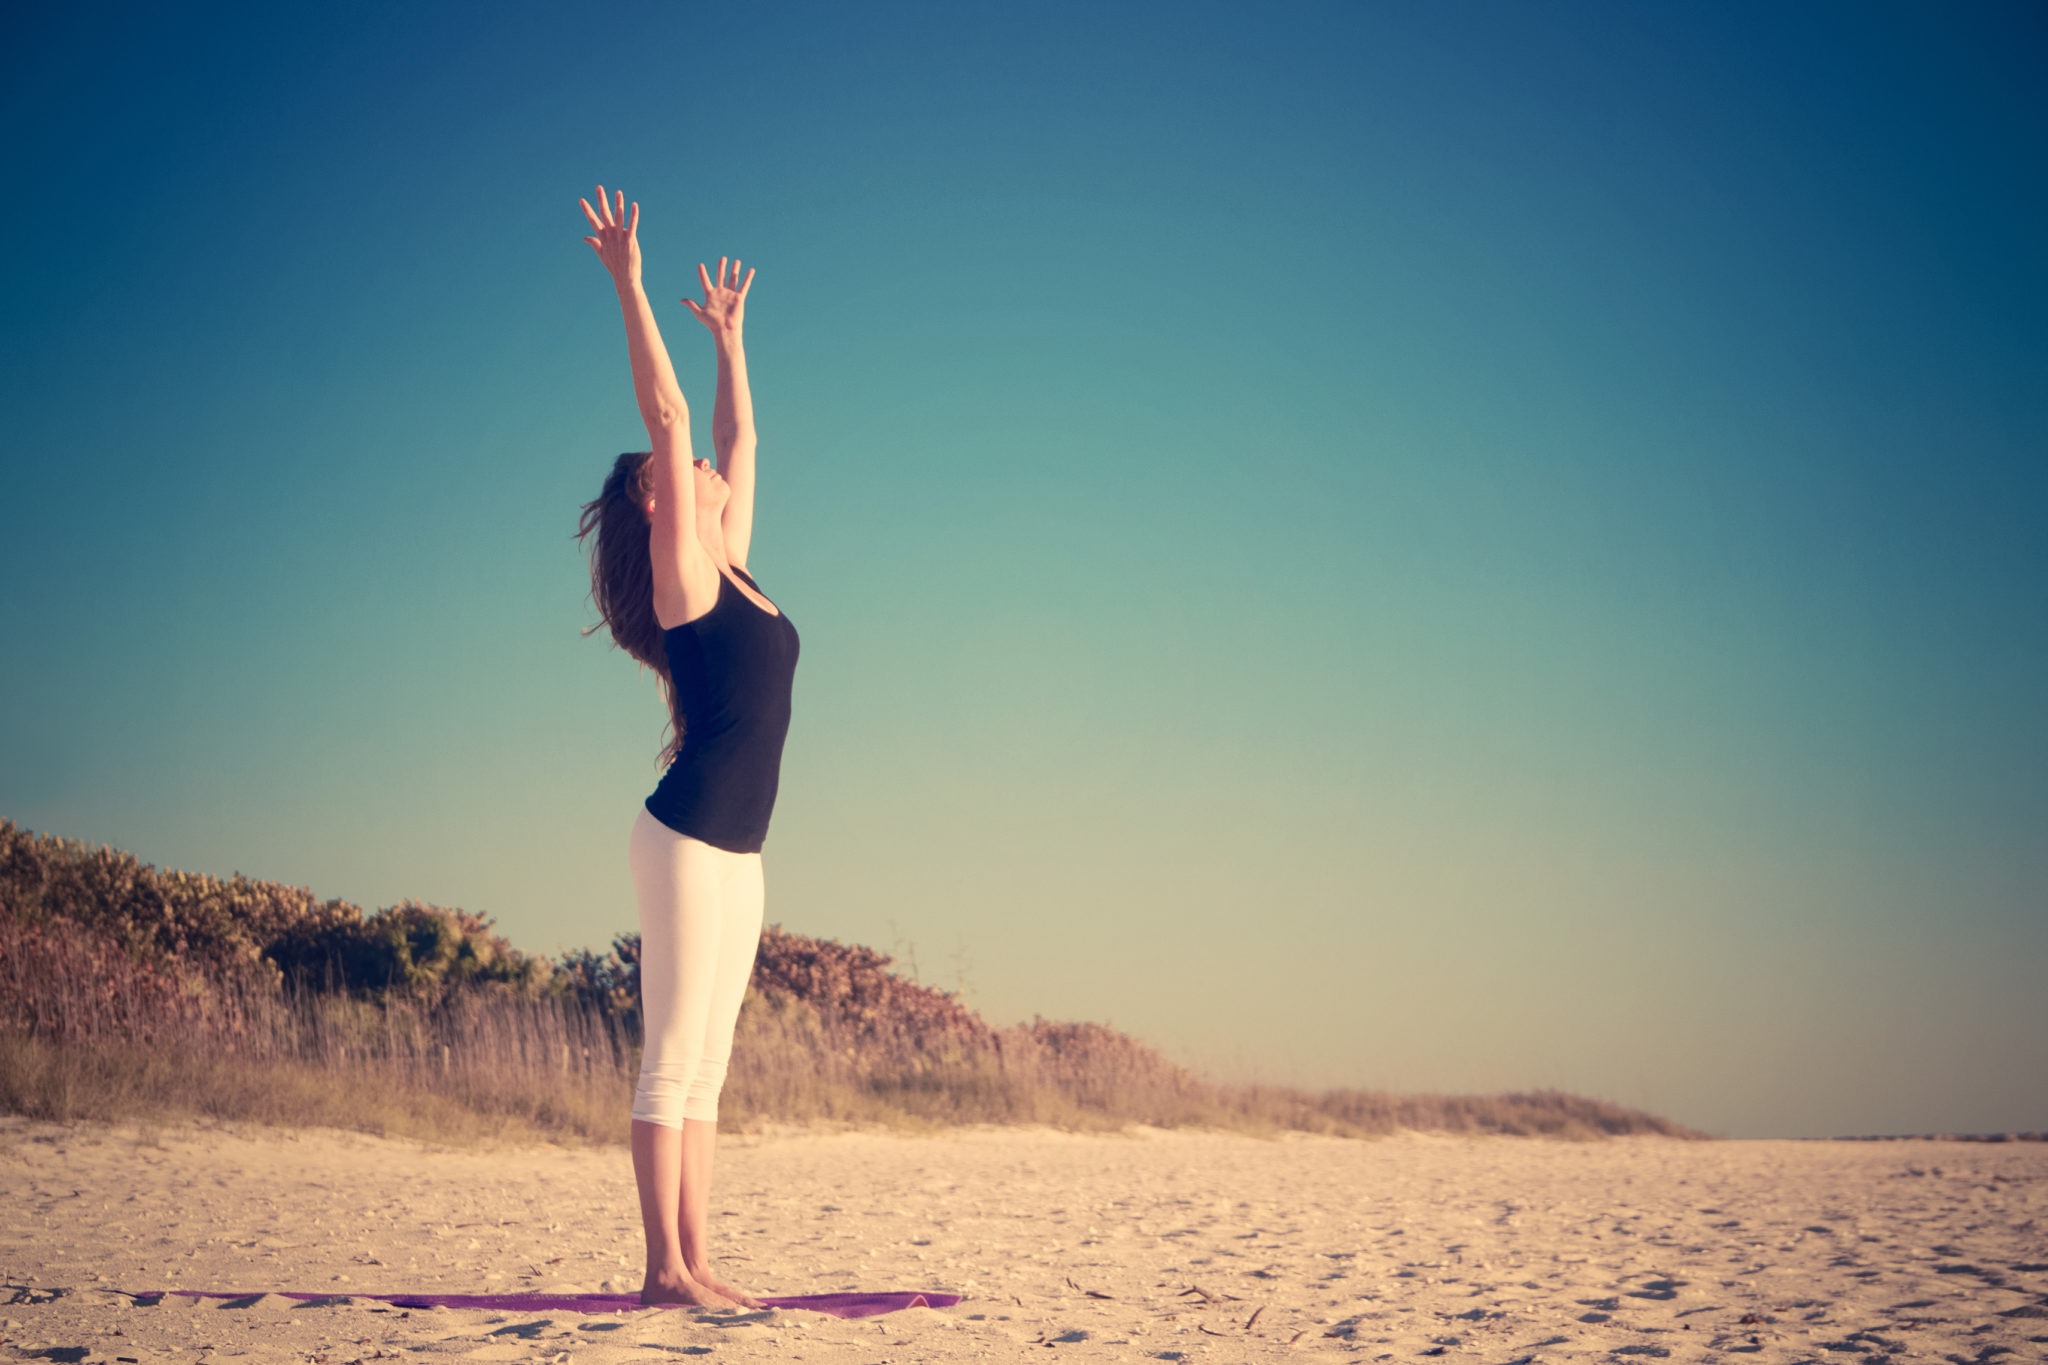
[575,450,685,768]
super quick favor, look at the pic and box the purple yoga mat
[153,1288,959,1319]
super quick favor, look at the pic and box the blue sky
[3,0,2043,1139]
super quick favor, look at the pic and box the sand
[2,1116,2043,1363]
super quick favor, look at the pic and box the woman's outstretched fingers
[580,185,643,283]
[682,256,752,335]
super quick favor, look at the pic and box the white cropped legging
[627,805,766,1127]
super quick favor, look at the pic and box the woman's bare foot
[640,1265,739,1309]
[685,1262,764,1309]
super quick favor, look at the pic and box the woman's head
[576,450,685,767]
[640,457,730,527]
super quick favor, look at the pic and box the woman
[573,186,799,1310]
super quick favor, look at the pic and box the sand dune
[2,1116,2043,1362]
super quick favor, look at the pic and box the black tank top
[643,563,800,853]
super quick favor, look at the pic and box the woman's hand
[579,185,642,287]
[682,257,754,338]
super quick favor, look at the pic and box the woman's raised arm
[582,186,698,614]
[582,187,692,437]
[684,258,758,568]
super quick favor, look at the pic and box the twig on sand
[1177,1284,1242,1305]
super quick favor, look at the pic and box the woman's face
[643,459,728,521]
[691,458,729,510]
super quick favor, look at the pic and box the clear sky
[3,0,2042,1141]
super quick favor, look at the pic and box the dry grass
[0,818,1710,1147]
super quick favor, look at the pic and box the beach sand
[2,1116,2043,1362]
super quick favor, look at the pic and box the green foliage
[268,899,554,1002]
[1,820,556,1005]
[0,818,350,986]
[554,936,640,1024]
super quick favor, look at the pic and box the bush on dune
[0,818,1707,1144]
